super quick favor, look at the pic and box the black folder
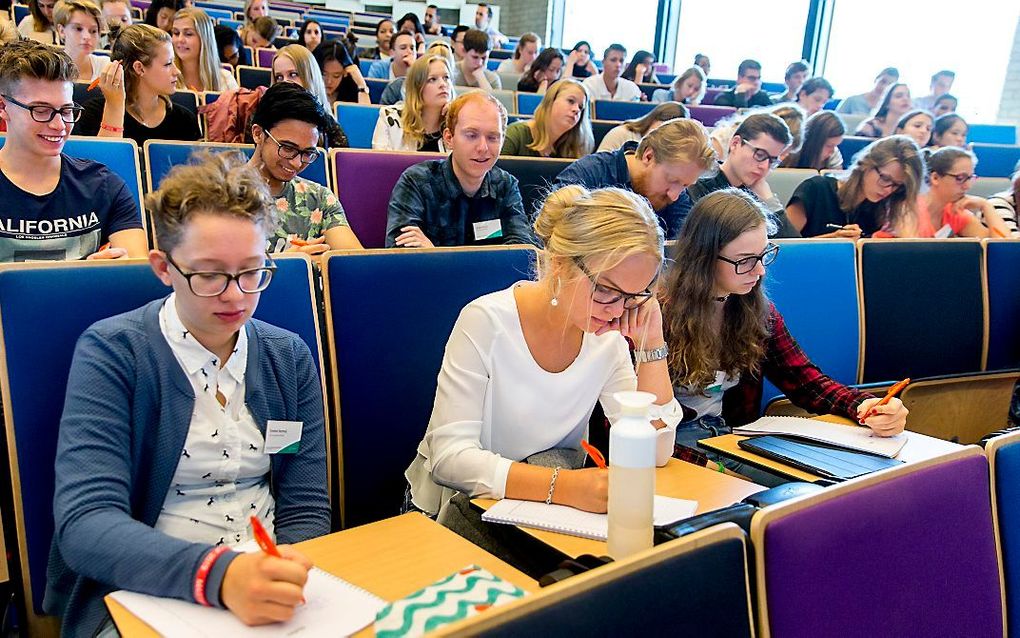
[738,435,903,481]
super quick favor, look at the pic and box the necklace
[713,295,729,303]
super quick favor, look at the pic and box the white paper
[264,420,303,454]
[472,218,503,240]
[733,416,907,458]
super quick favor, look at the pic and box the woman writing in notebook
[660,188,908,457]
[406,185,685,522]
[46,152,330,636]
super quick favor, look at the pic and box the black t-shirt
[419,130,442,153]
[572,63,592,79]
[517,76,540,93]
[789,175,885,237]
[334,74,360,104]
[77,96,202,146]
[687,167,801,238]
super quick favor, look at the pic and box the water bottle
[607,390,657,559]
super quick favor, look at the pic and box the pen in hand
[581,439,607,469]
[250,515,281,557]
[859,377,910,424]
[826,223,847,230]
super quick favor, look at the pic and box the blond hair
[147,151,276,252]
[401,54,453,148]
[243,0,267,27]
[529,78,593,159]
[769,103,805,154]
[54,0,105,30]
[111,23,172,107]
[273,44,330,110]
[173,8,225,92]
[636,117,717,172]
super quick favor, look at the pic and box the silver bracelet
[545,466,562,505]
[634,343,669,363]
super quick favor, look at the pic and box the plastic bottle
[607,390,657,559]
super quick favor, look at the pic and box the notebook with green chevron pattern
[374,565,527,637]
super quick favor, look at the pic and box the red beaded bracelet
[100,122,124,133]
[193,545,231,607]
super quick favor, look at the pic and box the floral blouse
[268,175,351,253]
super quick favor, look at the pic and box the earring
[550,277,561,307]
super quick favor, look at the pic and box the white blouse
[406,284,682,515]
[371,103,448,153]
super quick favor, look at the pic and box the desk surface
[107,513,538,637]
[473,458,765,558]
[699,415,965,482]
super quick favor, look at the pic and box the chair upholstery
[836,136,873,169]
[495,156,573,220]
[489,89,517,115]
[973,143,1020,178]
[236,65,271,89]
[516,92,543,116]
[591,119,617,149]
[143,140,329,191]
[322,247,538,527]
[688,104,736,127]
[969,124,1017,146]
[168,89,199,116]
[593,100,654,122]
[986,430,1020,635]
[753,448,1004,638]
[364,78,387,104]
[330,149,442,248]
[858,239,985,382]
[496,71,521,91]
[334,102,382,149]
[256,47,275,68]
[971,177,1013,199]
[767,168,819,207]
[986,239,1020,370]
[702,87,723,105]
[898,372,1018,444]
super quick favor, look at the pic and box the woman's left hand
[856,397,908,437]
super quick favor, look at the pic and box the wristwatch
[357,86,369,93]
[634,344,669,363]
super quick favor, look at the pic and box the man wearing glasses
[0,40,146,262]
[246,82,362,254]
[714,59,772,109]
[686,113,800,237]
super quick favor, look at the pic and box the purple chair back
[689,105,736,127]
[702,87,724,106]
[331,149,444,248]
[257,47,276,68]
[753,448,1004,637]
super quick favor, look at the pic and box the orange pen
[250,515,281,557]
[859,378,910,423]
[87,76,102,91]
[581,439,607,469]
[289,237,309,247]
[993,227,1008,238]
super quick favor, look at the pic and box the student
[77,24,202,145]
[930,113,968,150]
[100,0,132,46]
[142,0,175,33]
[243,15,278,49]
[687,113,797,236]
[915,70,955,111]
[554,117,716,239]
[237,0,266,41]
[358,18,394,60]
[452,28,501,90]
[423,4,441,36]
[652,66,705,105]
[932,93,958,117]
[786,136,924,238]
[312,40,370,105]
[372,54,452,152]
[18,0,58,43]
[297,19,321,51]
[597,101,687,153]
[272,44,332,111]
[247,82,360,253]
[395,12,426,53]
[794,76,833,116]
[516,47,563,94]
[54,0,110,83]
[497,32,539,74]
[894,109,933,148]
[772,60,809,103]
[500,79,593,159]
[661,188,907,450]
[895,147,1009,239]
[172,8,238,92]
[380,40,453,105]
[45,151,331,637]
[565,40,598,79]
[582,43,640,102]
[855,82,911,138]
[621,49,659,84]
[710,104,804,161]
[836,67,898,116]
[714,59,772,108]
[694,53,711,78]
[780,110,845,171]
[473,2,505,49]
[385,92,536,248]
[988,160,1020,236]
[405,183,683,519]
[367,31,417,80]
[450,24,468,62]
[0,39,146,262]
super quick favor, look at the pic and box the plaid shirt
[721,304,873,426]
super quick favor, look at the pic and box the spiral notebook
[733,416,907,458]
[481,496,699,541]
[110,562,385,637]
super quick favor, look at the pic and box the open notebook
[110,556,385,637]
[733,416,907,458]
[481,496,698,541]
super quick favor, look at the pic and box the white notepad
[733,416,907,458]
[481,496,699,541]
[110,565,385,637]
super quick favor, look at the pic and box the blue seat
[358,59,373,76]
[334,103,381,149]
[169,89,200,116]
[364,77,387,104]
[968,124,1017,146]
[323,247,538,527]
[972,143,1020,178]
[591,119,617,149]
[657,73,675,85]
[762,240,860,406]
[236,65,271,89]
[593,100,655,122]
[985,239,1020,370]
[13,4,28,22]
[486,59,500,71]
[199,7,232,20]
[144,140,329,191]
[495,156,573,220]
[836,136,873,168]
[0,255,323,631]
[762,81,785,93]
[516,92,543,116]
[985,430,1020,634]
[218,17,243,30]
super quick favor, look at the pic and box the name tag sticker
[935,224,953,239]
[265,420,303,454]
[472,219,503,240]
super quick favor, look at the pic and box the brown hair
[252,15,280,43]
[623,101,688,136]
[636,117,717,172]
[53,0,105,30]
[513,32,539,59]
[462,28,490,54]
[839,135,924,230]
[0,39,77,94]
[111,23,172,106]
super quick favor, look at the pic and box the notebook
[733,416,907,458]
[110,561,385,637]
[738,435,903,481]
[481,495,699,541]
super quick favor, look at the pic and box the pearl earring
[550,277,561,307]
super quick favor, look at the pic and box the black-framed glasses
[717,243,779,275]
[573,257,656,309]
[939,172,978,185]
[264,129,320,164]
[739,138,782,168]
[165,253,277,297]
[873,167,905,190]
[2,94,83,123]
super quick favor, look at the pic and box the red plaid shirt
[721,304,873,426]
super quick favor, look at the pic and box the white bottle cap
[609,391,658,468]
[614,391,657,415]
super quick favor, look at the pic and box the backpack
[199,86,266,143]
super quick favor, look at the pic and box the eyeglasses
[939,172,977,185]
[2,94,83,123]
[573,257,656,309]
[739,139,782,168]
[264,129,320,164]
[717,243,780,275]
[873,167,905,190]
[165,253,277,297]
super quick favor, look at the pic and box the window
[560,0,660,66]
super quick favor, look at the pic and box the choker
[713,295,729,303]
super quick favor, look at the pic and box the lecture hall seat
[985,430,1020,635]
[984,239,1020,371]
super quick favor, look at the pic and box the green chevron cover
[374,565,527,637]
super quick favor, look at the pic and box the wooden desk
[699,415,965,482]
[107,513,539,637]
[472,458,765,558]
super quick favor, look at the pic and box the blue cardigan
[44,298,331,636]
